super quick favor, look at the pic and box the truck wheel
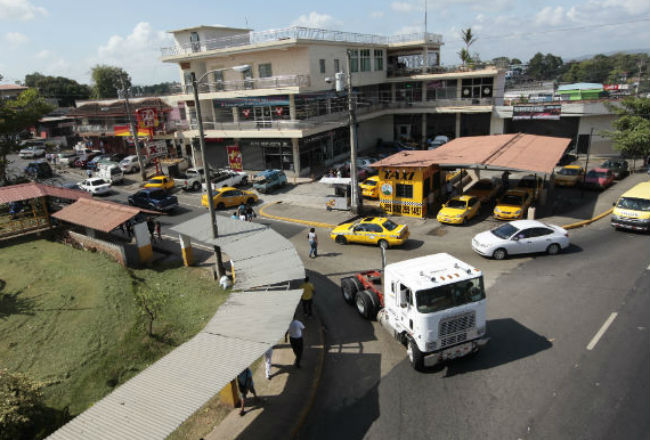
[192,182,200,191]
[341,277,361,305]
[493,248,507,260]
[335,235,347,245]
[378,239,389,249]
[407,339,425,371]
[356,290,379,320]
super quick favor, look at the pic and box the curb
[290,307,326,440]
[561,208,613,230]
[259,201,337,229]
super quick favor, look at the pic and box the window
[212,70,224,91]
[334,59,340,73]
[349,50,359,73]
[360,49,371,72]
[319,59,326,74]
[366,224,383,233]
[395,183,413,198]
[190,32,200,52]
[462,77,494,100]
[258,63,272,78]
[374,49,383,71]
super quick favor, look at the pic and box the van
[611,181,650,231]
[98,164,124,184]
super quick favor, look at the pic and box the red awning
[0,182,91,204]
[51,198,158,233]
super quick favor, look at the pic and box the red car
[73,153,100,169]
[584,167,614,189]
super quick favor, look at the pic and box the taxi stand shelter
[370,133,571,219]
[319,176,354,211]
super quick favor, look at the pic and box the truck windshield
[415,276,485,313]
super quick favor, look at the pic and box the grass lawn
[0,239,226,437]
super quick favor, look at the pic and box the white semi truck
[340,253,489,371]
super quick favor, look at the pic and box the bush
[0,370,44,440]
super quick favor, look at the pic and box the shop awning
[0,182,91,204]
[51,198,158,232]
[371,133,571,175]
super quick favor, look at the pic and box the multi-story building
[160,25,505,176]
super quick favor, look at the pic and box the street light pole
[191,72,223,278]
[346,49,360,214]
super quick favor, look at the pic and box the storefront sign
[114,124,153,137]
[381,182,393,196]
[136,108,159,129]
[227,145,243,171]
[513,104,561,120]
[382,170,416,180]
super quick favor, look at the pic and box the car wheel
[378,239,389,249]
[192,182,200,191]
[493,248,507,260]
[216,202,225,210]
[341,277,361,305]
[335,235,347,245]
[407,339,425,371]
[547,243,561,255]
[462,216,468,225]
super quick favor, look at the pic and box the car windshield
[602,161,621,168]
[500,194,523,205]
[416,276,485,313]
[559,168,580,175]
[92,180,106,185]
[148,190,166,200]
[491,223,518,239]
[471,181,492,190]
[147,178,162,184]
[363,179,377,187]
[446,199,467,209]
[382,219,399,231]
[587,171,606,178]
[617,197,650,212]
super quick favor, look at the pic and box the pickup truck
[128,188,178,213]
[173,172,202,191]
[202,169,249,192]
[19,145,46,159]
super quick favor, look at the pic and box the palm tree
[459,28,477,66]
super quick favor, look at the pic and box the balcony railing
[161,26,442,57]
[174,74,310,95]
[387,63,498,78]
[189,119,315,131]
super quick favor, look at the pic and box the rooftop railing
[161,26,443,57]
[172,74,310,95]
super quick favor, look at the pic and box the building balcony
[161,26,442,58]
[387,63,498,78]
[173,74,310,95]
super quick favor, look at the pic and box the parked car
[493,189,532,220]
[97,164,124,184]
[426,135,450,150]
[19,145,46,159]
[110,153,127,163]
[201,187,258,209]
[584,167,614,189]
[472,220,570,260]
[553,165,585,187]
[120,155,142,173]
[515,175,544,201]
[144,175,175,191]
[56,152,79,167]
[128,188,178,212]
[253,169,287,193]
[86,155,111,171]
[24,161,53,179]
[437,195,481,225]
[330,217,409,248]
[78,177,112,195]
[464,178,503,204]
[600,159,628,180]
[360,175,380,198]
[173,172,202,191]
[203,169,249,191]
[73,153,100,169]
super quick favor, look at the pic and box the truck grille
[439,312,475,348]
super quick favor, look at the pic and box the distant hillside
[568,48,650,62]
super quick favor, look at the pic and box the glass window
[416,277,485,313]
[366,224,383,233]
[258,63,272,78]
[374,49,383,71]
[360,49,371,72]
[617,197,650,211]
[334,59,340,73]
[319,59,326,74]
[491,223,518,239]
[190,32,200,52]
[349,50,359,73]
[395,184,413,198]
[382,219,399,231]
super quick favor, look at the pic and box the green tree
[491,56,511,68]
[527,52,564,80]
[0,89,53,182]
[0,369,44,440]
[458,28,477,66]
[511,58,523,65]
[131,82,179,97]
[132,281,169,337]
[24,73,91,107]
[91,65,131,99]
[601,97,650,161]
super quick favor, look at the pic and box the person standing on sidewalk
[308,228,318,258]
[155,220,162,241]
[301,276,315,318]
[236,367,259,416]
[264,348,273,380]
[285,319,305,368]
[146,217,155,241]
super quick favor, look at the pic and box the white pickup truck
[173,169,203,191]
[202,169,248,191]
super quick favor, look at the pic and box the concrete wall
[578,114,617,155]
[357,115,393,152]
[66,231,127,266]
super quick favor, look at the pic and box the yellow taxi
[201,187,258,209]
[437,195,481,225]
[144,175,175,190]
[516,175,544,201]
[330,217,409,248]
[360,175,380,198]
[553,165,585,187]
[493,189,532,220]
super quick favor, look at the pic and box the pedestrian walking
[307,228,318,258]
[501,171,510,190]
[301,276,315,318]
[126,221,133,238]
[264,348,273,380]
[118,223,125,234]
[155,220,162,240]
[245,205,256,222]
[236,367,259,416]
[285,319,305,368]
[86,169,92,178]
[238,203,247,217]
[146,217,155,241]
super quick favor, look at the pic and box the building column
[134,221,152,263]
[232,107,239,124]
[292,138,301,176]
[455,113,461,139]
[289,94,296,120]
[421,114,427,147]
[220,380,241,408]
[179,233,193,266]
[391,83,396,103]
[489,111,504,135]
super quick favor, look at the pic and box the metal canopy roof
[371,133,571,175]
[51,198,158,233]
[0,182,91,204]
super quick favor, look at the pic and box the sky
[0,0,648,86]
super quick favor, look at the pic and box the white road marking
[587,312,618,351]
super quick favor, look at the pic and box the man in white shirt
[285,319,305,368]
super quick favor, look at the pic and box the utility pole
[346,49,360,215]
[192,72,224,279]
[120,77,147,182]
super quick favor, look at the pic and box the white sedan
[78,177,112,195]
[472,219,570,260]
